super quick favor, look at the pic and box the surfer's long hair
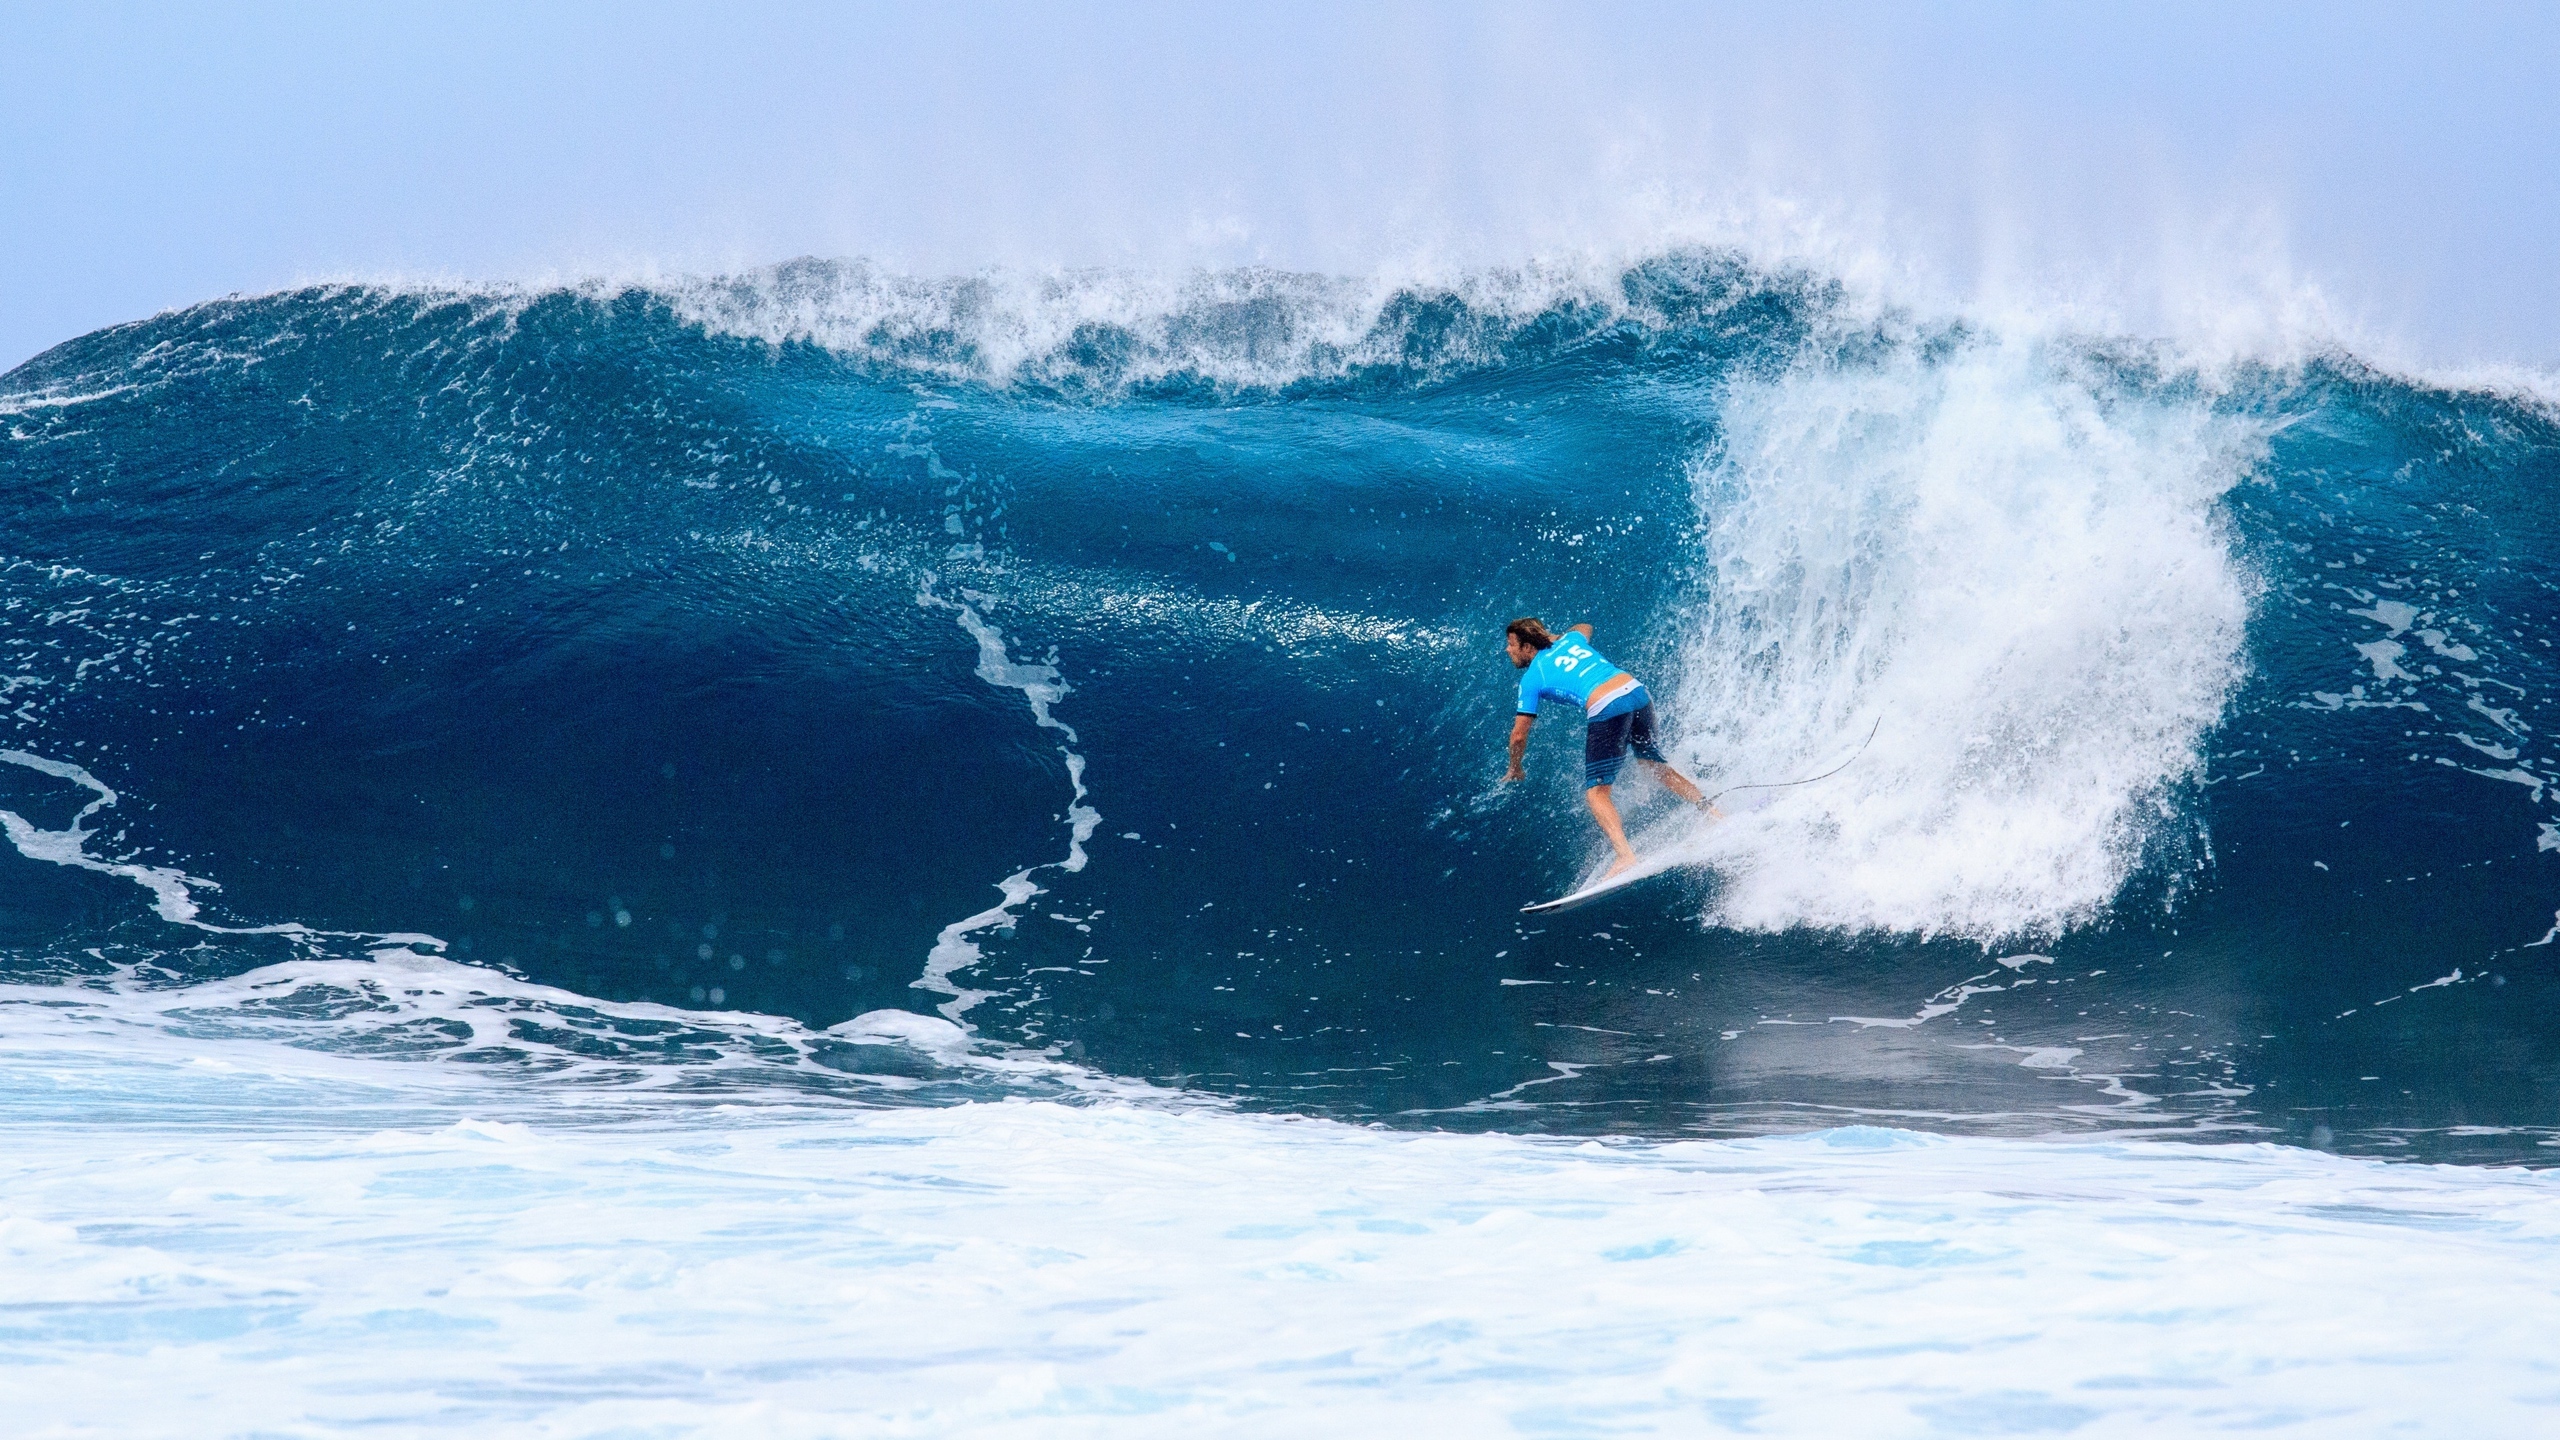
[1505,617,1557,652]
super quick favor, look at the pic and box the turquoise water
[7,252,2560,1432]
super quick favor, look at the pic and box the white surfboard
[1518,790,1777,914]
[1520,853,1684,914]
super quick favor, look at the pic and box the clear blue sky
[5,1,2555,372]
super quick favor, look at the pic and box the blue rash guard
[1517,630,1666,788]
[1516,631,1647,721]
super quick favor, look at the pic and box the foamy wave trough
[0,1035,2551,1436]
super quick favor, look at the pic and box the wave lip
[654,249,1825,393]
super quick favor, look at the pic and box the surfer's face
[1505,636,1535,668]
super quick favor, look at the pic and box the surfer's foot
[1699,801,1725,821]
[1604,853,1639,878]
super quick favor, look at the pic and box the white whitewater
[1654,334,2260,941]
[0,1020,2553,1436]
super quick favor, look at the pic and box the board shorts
[1584,692,1666,788]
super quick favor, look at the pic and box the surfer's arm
[1568,622,1593,640]
[1504,712,1533,781]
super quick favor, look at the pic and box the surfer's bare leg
[1639,759,1723,818]
[1640,758,1705,805]
[1584,785,1640,875]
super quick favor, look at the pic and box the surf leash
[1702,717,1882,809]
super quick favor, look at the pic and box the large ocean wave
[4,251,2558,1160]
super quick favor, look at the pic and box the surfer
[1502,618,1715,876]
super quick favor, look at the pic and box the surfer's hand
[1502,765,1525,783]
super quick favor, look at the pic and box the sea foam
[0,1025,2551,1436]
[1655,332,2259,940]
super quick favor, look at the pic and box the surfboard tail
[1522,856,1684,913]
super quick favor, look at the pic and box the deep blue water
[4,253,2556,1159]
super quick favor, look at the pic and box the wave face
[4,253,2559,1159]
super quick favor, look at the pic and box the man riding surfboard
[1501,618,1716,877]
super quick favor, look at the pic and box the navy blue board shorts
[1585,700,1667,788]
